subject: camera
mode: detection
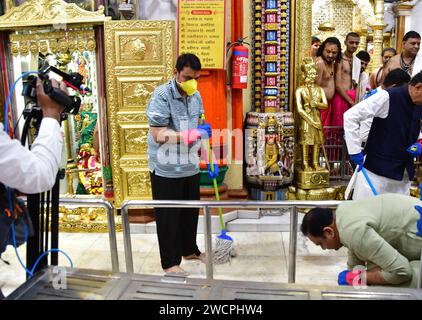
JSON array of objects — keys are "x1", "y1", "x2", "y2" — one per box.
[{"x1": 22, "y1": 63, "x2": 91, "y2": 116}]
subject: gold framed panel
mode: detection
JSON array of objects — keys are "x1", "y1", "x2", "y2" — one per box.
[
  {"x1": 116, "y1": 76, "x2": 165, "y2": 112},
  {"x1": 118, "y1": 123, "x2": 149, "y2": 158},
  {"x1": 114, "y1": 31, "x2": 165, "y2": 66},
  {"x1": 122, "y1": 168, "x2": 152, "y2": 200},
  {"x1": 104, "y1": 20, "x2": 175, "y2": 208}
]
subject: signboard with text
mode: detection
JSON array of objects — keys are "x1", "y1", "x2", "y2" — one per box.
[{"x1": 178, "y1": 0, "x2": 226, "y2": 69}]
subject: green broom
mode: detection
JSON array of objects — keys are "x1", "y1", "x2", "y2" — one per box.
[{"x1": 201, "y1": 115, "x2": 235, "y2": 264}]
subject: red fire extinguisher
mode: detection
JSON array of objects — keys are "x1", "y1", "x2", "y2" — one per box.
[{"x1": 231, "y1": 42, "x2": 249, "y2": 89}]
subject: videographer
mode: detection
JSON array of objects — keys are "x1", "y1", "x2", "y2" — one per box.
[{"x1": 0, "y1": 78, "x2": 65, "y2": 193}]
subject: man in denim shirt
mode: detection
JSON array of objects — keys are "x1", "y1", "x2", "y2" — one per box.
[{"x1": 147, "y1": 53, "x2": 218, "y2": 275}]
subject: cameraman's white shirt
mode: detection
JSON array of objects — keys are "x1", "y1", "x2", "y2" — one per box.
[{"x1": 0, "y1": 118, "x2": 62, "y2": 193}]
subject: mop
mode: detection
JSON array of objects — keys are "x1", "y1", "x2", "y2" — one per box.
[
  {"x1": 345, "y1": 157, "x2": 378, "y2": 199},
  {"x1": 361, "y1": 167, "x2": 378, "y2": 196},
  {"x1": 201, "y1": 115, "x2": 235, "y2": 264}
]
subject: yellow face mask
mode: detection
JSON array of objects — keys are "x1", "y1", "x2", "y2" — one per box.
[{"x1": 178, "y1": 78, "x2": 198, "y2": 96}]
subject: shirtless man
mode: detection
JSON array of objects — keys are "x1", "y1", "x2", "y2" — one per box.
[
  {"x1": 315, "y1": 37, "x2": 342, "y2": 128},
  {"x1": 369, "y1": 47, "x2": 396, "y2": 89},
  {"x1": 356, "y1": 50, "x2": 371, "y2": 102},
  {"x1": 333, "y1": 32, "x2": 360, "y2": 125},
  {"x1": 381, "y1": 31, "x2": 421, "y2": 82}
]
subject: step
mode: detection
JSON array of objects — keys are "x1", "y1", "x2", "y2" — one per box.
[
  {"x1": 226, "y1": 215, "x2": 292, "y2": 232},
  {"x1": 129, "y1": 210, "x2": 303, "y2": 234}
]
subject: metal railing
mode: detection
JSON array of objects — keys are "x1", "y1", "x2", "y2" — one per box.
[
  {"x1": 58, "y1": 197, "x2": 119, "y2": 273},
  {"x1": 323, "y1": 126, "x2": 353, "y2": 180},
  {"x1": 121, "y1": 200, "x2": 341, "y2": 283}
]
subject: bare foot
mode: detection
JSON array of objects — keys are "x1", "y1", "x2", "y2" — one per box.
[
  {"x1": 164, "y1": 265, "x2": 188, "y2": 276},
  {"x1": 183, "y1": 253, "x2": 206, "y2": 263}
]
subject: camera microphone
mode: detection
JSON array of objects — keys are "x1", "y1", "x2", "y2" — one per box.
[
  {"x1": 63, "y1": 80, "x2": 91, "y2": 94},
  {"x1": 47, "y1": 65, "x2": 91, "y2": 94},
  {"x1": 79, "y1": 84, "x2": 92, "y2": 93}
]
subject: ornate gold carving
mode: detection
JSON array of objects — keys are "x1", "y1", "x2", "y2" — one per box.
[
  {"x1": 371, "y1": 0, "x2": 386, "y2": 69},
  {"x1": 294, "y1": 0, "x2": 313, "y2": 91},
  {"x1": 39, "y1": 40, "x2": 49, "y2": 55},
  {"x1": 286, "y1": 185, "x2": 345, "y2": 201},
  {"x1": 104, "y1": 20, "x2": 175, "y2": 208},
  {"x1": 124, "y1": 128, "x2": 148, "y2": 154},
  {"x1": 11, "y1": 42, "x2": 19, "y2": 57},
  {"x1": 313, "y1": 0, "x2": 356, "y2": 44},
  {"x1": 117, "y1": 113, "x2": 149, "y2": 123},
  {"x1": 86, "y1": 37, "x2": 96, "y2": 52},
  {"x1": 9, "y1": 29, "x2": 96, "y2": 55},
  {"x1": 117, "y1": 33, "x2": 161, "y2": 65},
  {"x1": 30, "y1": 41, "x2": 38, "y2": 54},
  {"x1": 119, "y1": 159, "x2": 149, "y2": 167},
  {"x1": 127, "y1": 171, "x2": 152, "y2": 198},
  {"x1": 118, "y1": 79, "x2": 162, "y2": 110},
  {"x1": 0, "y1": 0, "x2": 110, "y2": 30},
  {"x1": 59, "y1": 206, "x2": 122, "y2": 233}
]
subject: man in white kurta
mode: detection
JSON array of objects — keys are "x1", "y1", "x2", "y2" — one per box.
[
  {"x1": 344, "y1": 73, "x2": 422, "y2": 200},
  {"x1": 0, "y1": 79, "x2": 65, "y2": 299},
  {"x1": 0, "y1": 79, "x2": 64, "y2": 193}
]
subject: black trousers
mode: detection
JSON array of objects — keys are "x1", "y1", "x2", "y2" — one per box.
[{"x1": 150, "y1": 171, "x2": 201, "y2": 269}]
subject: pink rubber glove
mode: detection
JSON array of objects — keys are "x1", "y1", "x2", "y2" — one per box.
[
  {"x1": 182, "y1": 129, "x2": 202, "y2": 145},
  {"x1": 182, "y1": 124, "x2": 212, "y2": 145}
]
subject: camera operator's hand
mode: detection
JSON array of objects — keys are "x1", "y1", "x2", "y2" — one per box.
[{"x1": 36, "y1": 78, "x2": 66, "y2": 122}]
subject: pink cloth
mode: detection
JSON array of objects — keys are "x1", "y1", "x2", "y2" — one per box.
[
  {"x1": 320, "y1": 99, "x2": 332, "y2": 129},
  {"x1": 331, "y1": 89, "x2": 356, "y2": 127},
  {"x1": 320, "y1": 99, "x2": 332, "y2": 143}
]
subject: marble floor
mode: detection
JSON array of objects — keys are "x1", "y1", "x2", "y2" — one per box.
[{"x1": 0, "y1": 229, "x2": 348, "y2": 298}]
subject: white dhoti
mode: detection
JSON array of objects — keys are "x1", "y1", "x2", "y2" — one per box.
[{"x1": 352, "y1": 168, "x2": 411, "y2": 200}]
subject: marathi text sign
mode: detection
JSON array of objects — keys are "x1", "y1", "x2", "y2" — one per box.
[{"x1": 178, "y1": 0, "x2": 226, "y2": 69}]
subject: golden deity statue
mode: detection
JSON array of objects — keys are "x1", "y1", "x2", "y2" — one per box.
[
  {"x1": 294, "y1": 58, "x2": 330, "y2": 189},
  {"x1": 265, "y1": 137, "x2": 280, "y2": 175},
  {"x1": 263, "y1": 115, "x2": 282, "y2": 176}
]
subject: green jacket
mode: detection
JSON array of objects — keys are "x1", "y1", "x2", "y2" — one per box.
[{"x1": 336, "y1": 194, "x2": 422, "y2": 286}]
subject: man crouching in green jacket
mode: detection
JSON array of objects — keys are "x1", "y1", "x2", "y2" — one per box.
[{"x1": 301, "y1": 194, "x2": 422, "y2": 287}]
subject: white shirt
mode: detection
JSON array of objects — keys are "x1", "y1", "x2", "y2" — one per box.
[
  {"x1": 356, "y1": 72, "x2": 370, "y2": 103},
  {"x1": 0, "y1": 117, "x2": 63, "y2": 193},
  {"x1": 411, "y1": 52, "x2": 422, "y2": 77},
  {"x1": 344, "y1": 89, "x2": 422, "y2": 155},
  {"x1": 358, "y1": 86, "x2": 384, "y2": 144}
]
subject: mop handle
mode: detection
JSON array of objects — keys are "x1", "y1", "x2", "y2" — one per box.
[
  {"x1": 361, "y1": 167, "x2": 378, "y2": 196},
  {"x1": 201, "y1": 114, "x2": 225, "y2": 230}
]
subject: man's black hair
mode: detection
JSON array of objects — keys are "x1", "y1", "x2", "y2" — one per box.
[
  {"x1": 176, "y1": 53, "x2": 202, "y2": 72},
  {"x1": 410, "y1": 70, "x2": 422, "y2": 86},
  {"x1": 403, "y1": 31, "x2": 421, "y2": 42},
  {"x1": 382, "y1": 47, "x2": 396, "y2": 57},
  {"x1": 345, "y1": 32, "x2": 360, "y2": 41},
  {"x1": 312, "y1": 36, "x2": 321, "y2": 45},
  {"x1": 383, "y1": 68, "x2": 411, "y2": 88},
  {"x1": 300, "y1": 207, "x2": 334, "y2": 237},
  {"x1": 316, "y1": 37, "x2": 342, "y2": 63},
  {"x1": 356, "y1": 50, "x2": 370, "y2": 62}
]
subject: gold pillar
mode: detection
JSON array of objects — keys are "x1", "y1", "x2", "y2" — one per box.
[
  {"x1": 371, "y1": 0, "x2": 386, "y2": 68},
  {"x1": 396, "y1": 16, "x2": 406, "y2": 52},
  {"x1": 63, "y1": 119, "x2": 77, "y2": 194},
  {"x1": 359, "y1": 27, "x2": 368, "y2": 52},
  {"x1": 293, "y1": 0, "x2": 313, "y2": 90},
  {"x1": 4, "y1": 0, "x2": 14, "y2": 12},
  {"x1": 394, "y1": 3, "x2": 414, "y2": 53}
]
